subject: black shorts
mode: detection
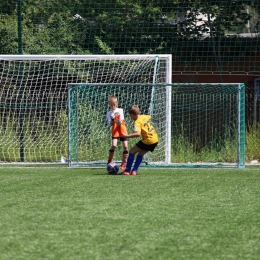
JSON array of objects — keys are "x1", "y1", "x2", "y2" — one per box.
[
  {"x1": 112, "y1": 137, "x2": 127, "y2": 142},
  {"x1": 136, "y1": 140, "x2": 158, "y2": 152}
]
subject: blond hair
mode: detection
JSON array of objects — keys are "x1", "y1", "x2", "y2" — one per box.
[
  {"x1": 128, "y1": 105, "x2": 140, "y2": 115},
  {"x1": 108, "y1": 96, "x2": 118, "y2": 104}
]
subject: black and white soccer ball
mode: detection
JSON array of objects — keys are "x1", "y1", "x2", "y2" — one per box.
[{"x1": 107, "y1": 162, "x2": 119, "y2": 174}]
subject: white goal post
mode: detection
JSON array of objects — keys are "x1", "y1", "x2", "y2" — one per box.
[{"x1": 0, "y1": 54, "x2": 172, "y2": 164}]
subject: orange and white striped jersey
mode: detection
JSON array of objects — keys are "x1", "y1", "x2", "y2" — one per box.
[
  {"x1": 106, "y1": 108, "x2": 128, "y2": 137},
  {"x1": 106, "y1": 108, "x2": 125, "y2": 124}
]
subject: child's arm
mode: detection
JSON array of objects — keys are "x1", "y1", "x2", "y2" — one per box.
[
  {"x1": 114, "y1": 114, "x2": 121, "y2": 125},
  {"x1": 113, "y1": 108, "x2": 125, "y2": 125},
  {"x1": 107, "y1": 111, "x2": 115, "y2": 126},
  {"x1": 121, "y1": 132, "x2": 140, "y2": 138}
]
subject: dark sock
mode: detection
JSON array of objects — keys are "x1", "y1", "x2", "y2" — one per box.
[
  {"x1": 132, "y1": 155, "x2": 143, "y2": 172},
  {"x1": 125, "y1": 153, "x2": 135, "y2": 172}
]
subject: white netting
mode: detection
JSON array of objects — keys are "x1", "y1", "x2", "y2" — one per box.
[
  {"x1": 0, "y1": 55, "x2": 171, "y2": 163},
  {"x1": 68, "y1": 83, "x2": 169, "y2": 166}
]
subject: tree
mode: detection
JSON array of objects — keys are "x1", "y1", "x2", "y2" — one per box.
[{"x1": 0, "y1": 0, "x2": 259, "y2": 55}]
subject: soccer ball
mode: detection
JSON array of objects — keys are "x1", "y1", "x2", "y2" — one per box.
[{"x1": 107, "y1": 162, "x2": 119, "y2": 174}]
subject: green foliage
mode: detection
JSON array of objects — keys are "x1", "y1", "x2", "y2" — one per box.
[
  {"x1": 75, "y1": 103, "x2": 111, "y2": 162},
  {"x1": 246, "y1": 123, "x2": 260, "y2": 161},
  {"x1": 0, "y1": 111, "x2": 68, "y2": 162},
  {"x1": 171, "y1": 124, "x2": 239, "y2": 164},
  {"x1": 94, "y1": 36, "x2": 114, "y2": 54},
  {"x1": 1, "y1": 1, "x2": 259, "y2": 54},
  {"x1": 0, "y1": 14, "x2": 18, "y2": 54},
  {"x1": 1, "y1": 111, "x2": 259, "y2": 164},
  {"x1": 0, "y1": 115, "x2": 20, "y2": 162}
]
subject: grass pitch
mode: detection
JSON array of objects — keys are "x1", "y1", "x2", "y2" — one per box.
[{"x1": 0, "y1": 166, "x2": 260, "y2": 260}]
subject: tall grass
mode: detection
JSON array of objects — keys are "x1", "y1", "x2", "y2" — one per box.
[
  {"x1": 1, "y1": 111, "x2": 260, "y2": 163},
  {"x1": 171, "y1": 124, "x2": 239, "y2": 163},
  {"x1": 246, "y1": 123, "x2": 260, "y2": 162},
  {"x1": 0, "y1": 111, "x2": 68, "y2": 162}
]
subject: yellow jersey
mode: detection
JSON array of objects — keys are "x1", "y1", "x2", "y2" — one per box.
[{"x1": 134, "y1": 115, "x2": 158, "y2": 145}]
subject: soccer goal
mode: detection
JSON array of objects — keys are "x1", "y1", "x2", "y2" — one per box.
[
  {"x1": 68, "y1": 83, "x2": 245, "y2": 168},
  {"x1": 0, "y1": 55, "x2": 245, "y2": 168},
  {"x1": 0, "y1": 54, "x2": 172, "y2": 164},
  {"x1": 169, "y1": 83, "x2": 245, "y2": 168}
]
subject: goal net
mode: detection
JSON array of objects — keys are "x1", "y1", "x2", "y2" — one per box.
[
  {"x1": 68, "y1": 83, "x2": 245, "y2": 168},
  {"x1": 170, "y1": 83, "x2": 245, "y2": 168},
  {"x1": 0, "y1": 55, "x2": 171, "y2": 164}
]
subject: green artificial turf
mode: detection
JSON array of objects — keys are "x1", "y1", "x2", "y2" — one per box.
[{"x1": 0, "y1": 166, "x2": 260, "y2": 260}]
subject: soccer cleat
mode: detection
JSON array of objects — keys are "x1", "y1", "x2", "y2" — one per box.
[
  {"x1": 130, "y1": 171, "x2": 137, "y2": 176},
  {"x1": 120, "y1": 152, "x2": 128, "y2": 170},
  {"x1": 119, "y1": 162, "x2": 126, "y2": 170},
  {"x1": 118, "y1": 171, "x2": 130, "y2": 175}
]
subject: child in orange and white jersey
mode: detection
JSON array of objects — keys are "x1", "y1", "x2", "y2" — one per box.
[{"x1": 106, "y1": 96, "x2": 128, "y2": 169}]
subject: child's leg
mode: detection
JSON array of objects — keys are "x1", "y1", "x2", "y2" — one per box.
[
  {"x1": 120, "y1": 140, "x2": 128, "y2": 169},
  {"x1": 108, "y1": 139, "x2": 117, "y2": 164},
  {"x1": 108, "y1": 149, "x2": 114, "y2": 164},
  {"x1": 130, "y1": 141, "x2": 156, "y2": 175},
  {"x1": 121, "y1": 145, "x2": 139, "y2": 173},
  {"x1": 124, "y1": 153, "x2": 135, "y2": 172},
  {"x1": 131, "y1": 148, "x2": 148, "y2": 175},
  {"x1": 120, "y1": 151, "x2": 128, "y2": 169},
  {"x1": 132, "y1": 154, "x2": 143, "y2": 173}
]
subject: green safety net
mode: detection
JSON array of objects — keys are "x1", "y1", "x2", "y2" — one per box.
[
  {"x1": 0, "y1": 1, "x2": 259, "y2": 75},
  {"x1": 0, "y1": 0, "x2": 259, "y2": 164}
]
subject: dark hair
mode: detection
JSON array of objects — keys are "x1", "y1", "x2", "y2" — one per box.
[{"x1": 128, "y1": 105, "x2": 140, "y2": 115}]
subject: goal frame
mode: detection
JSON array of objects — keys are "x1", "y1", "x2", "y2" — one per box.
[
  {"x1": 0, "y1": 54, "x2": 172, "y2": 164},
  {"x1": 68, "y1": 83, "x2": 245, "y2": 169},
  {"x1": 0, "y1": 55, "x2": 245, "y2": 168},
  {"x1": 169, "y1": 83, "x2": 245, "y2": 169},
  {"x1": 68, "y1": 83, "x2": 172, "y2": 167}
]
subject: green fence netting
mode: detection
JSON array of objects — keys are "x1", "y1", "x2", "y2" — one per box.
[{"x1": 0, "y1": 0, "x2": 260, "y2": 163}]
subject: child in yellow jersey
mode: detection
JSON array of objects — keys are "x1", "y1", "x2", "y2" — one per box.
[
  {"x1": 119, "y1": 105, "x2": 158, "y2": 175},
  {"x1": 106, "y1": 96, "x2": 128, "y2": 169}
]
